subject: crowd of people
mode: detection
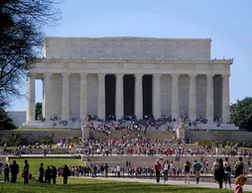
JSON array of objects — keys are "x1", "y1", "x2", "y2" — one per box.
[
  {"x1": 0, "y1": 155, "x2": 249, "y2": 192},
  {"x1": 152, "y1": 156, "x2": 248, "y2": 190},
  {"x1": 1, "y1": 160, "x2": 71, "y2": 185}
]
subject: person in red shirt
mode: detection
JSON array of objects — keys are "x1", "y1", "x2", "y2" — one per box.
[{"x1": 154, "y1": 159, "x2": 162, "y2": 183}]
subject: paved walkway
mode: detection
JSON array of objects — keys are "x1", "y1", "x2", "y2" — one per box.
[{"x1": 81, "y1": 177, "x2": 252, "y2": 192}]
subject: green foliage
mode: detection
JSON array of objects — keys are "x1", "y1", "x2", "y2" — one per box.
[
  {"x1": 31, "y1": 135, "x2": 54, "y2": 145},
  {"x1": 69, "y1": 137, "x2": 80, "y2": 145},
  {"x1": 195, "y1": 138, "x2": 252, "y2": 148},
  {"x1": 0, "y1": 132, "x2": 27, "y2": 146},
  {"x1": 0, "y1": 103, "x2": 17, "y2": 130},
  {"x1": 194, "y1": 139, "x2": 219, "y2": 148},
  {"x1": 221, "y1": 139, "x2": 238, "y2": 147},
  {"x1": 230, "y1": 97, "x2": 252, "y2": 131},
  {"x1": 35, "y1": 102, "x2": 42, "y2": 120}
]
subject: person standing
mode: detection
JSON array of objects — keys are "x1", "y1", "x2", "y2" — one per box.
[
  {"x1": 163, "y1": 160, "x2": 170, "y2": 183},
  {"x1": 100, "y1": 164, "x2": 105, "y2": 177},
  {"x1": 45, "y1": 166, "x2": 52, "y2": 183},
  {"x1": 38, "y1": 163, "x2": 44, "y2": 183},
  {"x1": 51, "y1": 165, "x2": 57, "y2": 184},
  {"x1": 213, "y1": 158, "x2": 225, "y2": 189},
  {"x1": 4, "y1": 164, "x2": 10, "y2": 182},
  {"x1": 10, "y1": 160, "x2": 19, "y2": 183},
  {"x1": 104, "y1": 163, "x2": 109, "y2": 178},
  {"x1": 154, "y1": 159, "x2": 162, "y2": 183},
  {"x1": 184, "y1": 160, "x2": 191, "y2": 184},
  {"x1": 192, "y1": 160, "x2": 202, "y2": 184},
  {"x1": 234, "y1": 157, "x2": 244, "y2": 178},
  {"x1": 224, "y1": 157, "x2": 232, "y2": 189},
  {"x1": 62, "y1": 164, "x2": 70, "y2": 184},
  {"x1": 23, "y1": 160, "x2": 29, "y2": 184},
  {"x1": 116, "y1": 164, "x2": 121, "y2": 177}
]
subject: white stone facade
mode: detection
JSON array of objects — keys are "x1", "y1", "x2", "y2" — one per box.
[{"x1": 26, "y1": 37, "x2": 233, "y2": 126}]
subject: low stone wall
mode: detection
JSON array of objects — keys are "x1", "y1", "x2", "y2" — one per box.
[
  {"x1": 185, "y1": 130, "x2": 252, "y2": 143},
  {"x1": 0, "y1": 130, "x2": 82, "y2": 143}
]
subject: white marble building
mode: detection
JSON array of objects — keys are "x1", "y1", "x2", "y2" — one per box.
[{"x1": 25, "y1": 37, "x2": 233, "y2": 128}]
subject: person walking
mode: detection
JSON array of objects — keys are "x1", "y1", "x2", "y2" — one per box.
[
  {"x1": 234, "y1": 175, "x2": 247, "y2": 193},
  {"x1": 62, "y1": 164, "x2": 70, "y2": 184},
  {"x1": 234, "y1": 157, "x2": 244, "y2": 178},
  {"x1": 184, "y1": 160, "x2": 191, "y2": 184},
  {"x1": 23, "y1": 160, "x2": 29, "y2": 184},
  {"x1": 192, "y1": 160, "x2": 202, "y2": 184},
  {"x1": 154, "y1": 159, "x2": 162, "y2": 183},
  {"x1": 224, "y1": 157, "x2": 232, "y2": 189},
  {"x1": 163, "y1": 160, "x2": 170, "y2": 183},
  {"x1": 4, "y1": 164, "x2": 10, "y2": 182},
  {"x1": 213, "y1": 158, "x2": 225, "y2": 189},
  {"x1": 38, "y1": 163, "x2": 44, "y2": 183}
]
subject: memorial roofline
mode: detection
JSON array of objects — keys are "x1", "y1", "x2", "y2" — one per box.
[
  {"x1": 27, "y1": 57, "x2": 233, "y2": 64},
  {"x1": 44, "y1": 37, "x2": 212, "y2": 60}
]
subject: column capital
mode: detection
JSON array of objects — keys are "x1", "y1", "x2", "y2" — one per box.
[
  {"x1": 171, "y1": 74, "x2": 180, "y2": 79},
  {"x1": 62, "y1": 72, "x2": 70, "y2": 78},
  {"x1": 206, "y1": 73, "x2": 215, "y2": 78},
  {"x1": 27, "y1": 72, "x2": 36, "y2": 78},
  {"x1": 153, "y1": 74, "x2": 162, "y2": 81},
  {"x1": 44, "y1": 72, "x2": 52, "y2": 79},
  {"x1": 80, "y1": 73, "x2": 88, "y2": 80},
  {"x1": 189, "y1": 74, "x2": 198, "y2": 79},
  {"x1": 98, "y1": 73, "x2": 106, "y2": 78},
  {"x1": 116, "y1": 73, "x2": 124, "y2": 78},
  {"x1": 135, "y1": 73, "x2": 143, "y2": 78},
  {"x1": 222, "y1": 74, "x2": 230, "y2": 79}
]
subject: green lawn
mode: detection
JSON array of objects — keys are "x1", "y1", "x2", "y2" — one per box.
[
  {"x1": 0, "y1": 178, "x2": 238, "y2": 193},
  {"x1": 9, "y1": 158, "x2": 84, "y2": 174}
]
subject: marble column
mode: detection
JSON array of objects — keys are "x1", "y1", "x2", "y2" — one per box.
[
  {"x1": 171, "y1": 74, "x2": 179, "y2": 120},
  {"x1": 153, "y1": 74, "x2": 161, "y2": 119},
  {"x1": 134, "y1": 74, "x2": 143, "y2": 119},
  {"x1": 98, "y1": 73, "x2": 106, "y2": 120},
  {"x1": 206, "y1": 74, "x2": 214, "y2": 122},
  {"x1": 26, "y1": 73, "x2": 36, "y2": 122},
  {"x1": 61, "y1": 73, "x2": 70, "y2": 121},
  {"x1": 115, "y1": 73, "x2": 124, "y2": 120},
  {"x1": 222, "y1": 74, "x2": 230, "y2": 123},
  {"x1": 80, "y1": 73, "x2": 88, "y2": 120},
  {"x1": 43, "y1": 73, "x2": 52, "y2": 121},
  {"x1": 189, "y1": 74, "x2": 197, "y2": 121}
]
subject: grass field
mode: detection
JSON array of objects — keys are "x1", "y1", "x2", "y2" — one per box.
[
  {"x1": 8, "y1": 158, "x2": 84, "y2": 174},
  {"x1": 0, "y1": 178, "x2": 238, "y2": 193}
]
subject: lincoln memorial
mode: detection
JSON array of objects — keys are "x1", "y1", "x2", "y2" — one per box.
[{"x1": 24, "y1": 37, "x2": 233, "y2": 128}]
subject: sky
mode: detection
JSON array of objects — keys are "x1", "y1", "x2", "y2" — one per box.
[{"x1": 8, "y1": 0, "x2": 252, "y2": 111}]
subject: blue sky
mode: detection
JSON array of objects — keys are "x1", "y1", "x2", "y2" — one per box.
[{"x1": 8, "y1": 0, "x2": 252, "y2": 111}]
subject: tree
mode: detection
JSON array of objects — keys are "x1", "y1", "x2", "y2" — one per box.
[
  {"x1": 230, "y1": 97, "x2": 252, "y2": 131},
  {"x1": 0, "y1": 0, "x2": 61, "y2": 103},
  {"x1": 35, "y1": 102, "x2": 42, "y2": 120},
  {"x1": 0, "y1": 102, "x2": 17, "y2": 130}
]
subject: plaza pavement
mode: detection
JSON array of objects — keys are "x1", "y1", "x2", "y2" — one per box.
[{"x1": 80, "y1": 176, "x2": 252, "y2": 192}]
